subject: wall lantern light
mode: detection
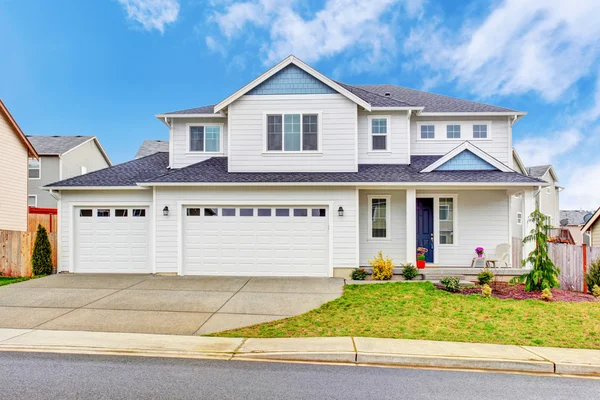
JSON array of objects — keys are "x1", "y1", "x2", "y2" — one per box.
[
  {"x1": 163, "y1": 206, "x2": 169, "y2": 216},
  {"x1": 338, "y1": 206, "x2": 344, "y2": 217}
]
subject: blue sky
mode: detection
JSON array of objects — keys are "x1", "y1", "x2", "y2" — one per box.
[{"x1": 1, "y1": 0, "x2": 599, "y2": 209}]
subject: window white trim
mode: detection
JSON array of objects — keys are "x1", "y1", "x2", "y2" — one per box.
[
  {"x1": 367, "y1": 194, "x2": 391, "y2": 241},
  {"x1": 28, "y1": 195, "x2": 37, "y2": 207},
  {"x1": 367, "y1": 115, "x2": 391, "y2": 152},
  {"x1": 416, "y1": 121, "x2": 492, "y2": 141},
  {"x1": 262, "y1": 111, "x2": 323, "y2": 153},
  {"x1": 517, "y1": 212, "x2": 523, "y2": 225},
  {"x1": 186, "y1": 123, "x2": 224, "y2": 154},
  {"x1": 28, "y1": 157, "x2": 42, "y2": 180}
]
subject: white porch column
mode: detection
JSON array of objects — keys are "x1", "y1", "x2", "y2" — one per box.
[
  {"x1": 406, "y1": 188, "x2": 417, "y2": 265},
  {"x1": 522, "y1": 188, "x2": 536, "y2": 267}
]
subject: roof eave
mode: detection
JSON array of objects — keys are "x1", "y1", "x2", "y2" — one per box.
[
  {"x1": 155, "y1": 113, "x2": 225, "y2": 119},
  {"x1": 138, "y1": 181, "x2": 545, "y2": 188},
  {"x1": 419, "y1": 111, "x2": 526, "y2": 117}
]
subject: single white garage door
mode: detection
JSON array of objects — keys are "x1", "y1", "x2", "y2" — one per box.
[
  {"x1": 183, "y1": 205, "x2": 329, "y2": 276},
  {"x1": 74, "y1": 207, "x2": 150, "y2": 273}
]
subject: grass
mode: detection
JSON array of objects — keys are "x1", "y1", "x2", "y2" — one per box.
[
  {"x1": 214, "y1": 282, "x2": 600, "y2": 349},
  {"x1": 0, "y1": 275, "x2": 44, "y2": 287}
]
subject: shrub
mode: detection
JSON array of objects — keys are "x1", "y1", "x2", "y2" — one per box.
[
  {"x1": 510, "y1": 210, "x2": 560, "y2": 291},
  {"x1": 585, "y1": 259, "x2": 600, "y2": 294},
  {"x1": 440, "y1": 277, "x2": 461, "y2": 292},
  {"x1": 481, "y1": 284, "x2": 492, "y2": 298},
  {"x1": 401, "y1": 264, "x2": 419, "y2": 280},
  {"x1": 477, "y1": 269, "x2": 494, "y2": 285},
  {"x1": 369, "y1": 251, "x2": 394, "y2": 281},
  {"x1": 32, "y1": 224, "x2": 52, "y2": 276},
  {"x1": 540, "y1": 288, "x2": 553, "y2": 301},
  {"x1": 350, "y1": 268, "x2": 368, "y2": 281},
  {"x1": 592, "y1": 285, "x2": 600, "y2": 298}
]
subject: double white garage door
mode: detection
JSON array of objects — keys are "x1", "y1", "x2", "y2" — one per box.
[{"x1": 73, "y1": 205, "x2": 329, "y2": 276}]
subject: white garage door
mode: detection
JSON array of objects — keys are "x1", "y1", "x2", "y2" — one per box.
[
  {"x1": 74, "y1": 207, "x2": 150, "y2": 273},
  {"x1": 183, "y1": 206, "x2": 329, "y2": 276}
]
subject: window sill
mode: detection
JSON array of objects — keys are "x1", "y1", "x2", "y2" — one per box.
[
  {"x1": 367, "y1": 151, "x2": 392, "y2": 155},
  {"x1": 262, "y1": 152, "x2": 323, "y2": 157},
  {"x1": 367, "y1": 238, "x2": 391, "y2": 242},
  {"x1": 185, "y1": 152, "x2": 224, "y2": 156}
]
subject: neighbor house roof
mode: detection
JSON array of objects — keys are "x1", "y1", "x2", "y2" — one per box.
[
  {"x1": 135, "y1": 140, "x2": 169, "y2": 159},
  {"x1": 27, "y1": 135, "x2": 112, "y2": 165},
  {"x1": 560, "y1": 210, "x2": 594, "y2": 226},
  {"x1": 582, "y1": 207, "x2": 600, "y2": 233},
  {"x1": 157, "y1": 56, "x2": 523, "y2": 117},
  {"x1": 0, "y1": 99, "x2": 38, "y2": 158},
  {"x1": 45, "y1": 152, "x2": 169, "y2": 188},
  {"x1": 526, "y1": 165, "x2": 558, "y2": 182}
]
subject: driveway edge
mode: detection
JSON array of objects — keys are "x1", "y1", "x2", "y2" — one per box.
[{"x1": 1, "y1": 329, "x2": 599, "y2": 377}]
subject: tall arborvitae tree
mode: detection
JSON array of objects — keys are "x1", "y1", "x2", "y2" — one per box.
[{"x1": 32, "y1": 224, "x2": 52, "y2": 276}]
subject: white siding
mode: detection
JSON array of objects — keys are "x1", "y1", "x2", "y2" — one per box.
[
  {"x1": 227, "y1": 94, "x2": 357, "y2": 172},
  {"x1": 537, "y1": 171, "x2": 559, "y2": 226},
  {"x1": 62, "y1": 139, "x2": 110, "y2": 179},
  {"x1": 0, "y1": 112, "x2": 28, "y2": 231},
  {"x1": 155, "y1": 186, "x2": 358, "y2": 274},
  {"x1": 358, "y1": 111, "x2": 409, "y2": 164},
  {"x1": 57, "y1": 189, "x2": 153, "y2": 272},
  {"x1": 171, "y1": 118, "x2": 228, "y2": 169},
  {"x1": 411, "y1": 116, "x2": 510, "y2": 164},
  {"x1": 591, "y1": 223, "x2": 600, "y2": 247},
  {"x1": 359, "y1": 190, "x2": 407, "y2": 266},
  {"x1": 418, "y1": 190, "x2": 509, "y2": 267},
  {"x1": 510, "y1": 192, "x2": 525, "y2": 239}
]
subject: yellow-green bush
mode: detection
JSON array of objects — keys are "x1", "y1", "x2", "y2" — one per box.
[
  {"x1": 481, "y1": 284, "x2": 492, "y2": 298},
  {"x1": 592, "y1": 284, "x2": 600, "y2": 298},
  {"x1": 540, "y1": 288, "x2": 553, "y2": 301},
  {"x1": 369, "y1": 251, "x2": 394, "y2": 280}
]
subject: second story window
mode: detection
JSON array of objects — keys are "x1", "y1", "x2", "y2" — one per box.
[
  {"x1": 188, "y1": 125, "x2": 222, "y2": 153},
  {"x1": 266, "y1": 113, "x2": 319, "y2": 152},
  {"x1": 446, "y1": 124, "x2": 461, "y2": 139},
  {"x1": 369, "y1": 116, "x2": 390, "y2": 151},
  {"x1": 473, "y1": 124, "x2": 487, "y2": 138},
  {"x1": 28, "y1": 158, "x2": 41, "y2": 179},
  {"x1": 420, "y1": 125, "x2": 435, "y2": 139}
]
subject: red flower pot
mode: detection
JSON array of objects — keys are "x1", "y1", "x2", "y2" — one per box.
[{"x1": 417, "y1": 260, "x2": 426, "y2": 269}]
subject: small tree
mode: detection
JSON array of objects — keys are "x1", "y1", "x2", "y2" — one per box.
[
  {"x1": 510, "y1": 210, "x2": 560, "y2": 291},
  {"x1": 32, "y1": 224, "x2": 52, "y2": 276}
]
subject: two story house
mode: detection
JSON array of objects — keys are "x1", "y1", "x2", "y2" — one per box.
[
  {"x1": 45, "y1": 56, "x2": 545, "y2": 277},
  {"x1": 27, "y1": 136, "x2": 112, "y2": 208}
]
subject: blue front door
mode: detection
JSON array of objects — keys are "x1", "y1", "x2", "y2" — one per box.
[{"x1": 416, "y1": 198, "x2": 434, "y2": 263}]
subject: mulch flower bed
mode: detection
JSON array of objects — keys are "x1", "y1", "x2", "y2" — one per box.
[{"x1": 437, "y1": 282, "x2": 597, "y2": 303}]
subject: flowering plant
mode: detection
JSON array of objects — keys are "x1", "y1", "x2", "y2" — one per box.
[
  {"x1": 475, "y1": 247, "x2": 484, "y2": 255},
  {"x1": 417, "y1": 247, "x2": 428, "y2": 255}
]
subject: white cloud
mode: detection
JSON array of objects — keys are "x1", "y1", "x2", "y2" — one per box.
[
  {"x1": 406, "y1": 0, "x2": 600, "y2": 101},
  {"x1": 208, "y1": 0, "x2": 426, "y2": 72},
  {"x1": 515, "y1": 129, "x2": 582, "y2": 166},
  {"x1": 118, "y1": 0, "x2": 179, "y2": 33}
]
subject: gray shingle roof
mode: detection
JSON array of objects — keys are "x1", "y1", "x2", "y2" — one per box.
[
  {"x1": 135, "y1": 140, "x2": 169, "y2": 159},
  {"x1": 560, "y1": 210, "x2": 594, "y2": 226},
  {"x1": 144, "y1": 157, "x2": 543, "y2": 185},
  {"x1": 526, "y1": 165, "x2": 551, "y2": 178},
  {"x1": 45, "y1": 152, "x2": 169, "y2": 187},
  {"x1": 160, "y1": 105, "x2": 217, "y2": 115},
  {"x1": 27, "y1": 135, "x2": 94, "y2": 155},
  {"x1": 351, "y1": 84, "x2": 517, "y2": 113},
  {"x1": 335, "y1": 82, "x2": 415, "y2": 107}
]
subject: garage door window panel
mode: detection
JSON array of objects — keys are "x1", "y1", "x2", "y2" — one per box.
[
  {"x1": 240, "y1": 208, "x2": 254, "y2": 217},
  {"x1": 276, "y1": 208, "x2": 290, "y2": 217},
  {"x1": 115, "y1": 209, "x2": 128, "y2": 217},
  {"x1": 97, "y1": 209, "x2": 110, "y2": 217},
  {"x1": 133, "y1": 209, "x2": 146, "y2": 217},
  {"x1": 222, "y1": 208, "x2": 236, "y2": 216},
  {"x1": 186, "y1": 208, "x2": 201, "y2": 216},
  {"x1": 80, "y1": 209, "x2": 93, "y2": 217},
  {"x1": 258, "y1": 208, "x2": 272, "y2": 217},
  {"x1": 294, "y1": 208, "x2": 308, "y2": 217},
  {"x1": 312, "y1": 208, "x2": 326, "y2": 217},
  {"x1": 204, "y1": 208, "x2": 218, "y2": 216}
]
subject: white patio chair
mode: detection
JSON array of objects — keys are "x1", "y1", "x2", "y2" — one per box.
[{"x1": 485, "y1": 243, "x2": 510, "y2": 268}]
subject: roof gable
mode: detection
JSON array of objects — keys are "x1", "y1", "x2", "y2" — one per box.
[
  {"x1": 435, "y1": 150, "x2": 498, "y2": 171},
  {"x1": 582, "y1": 207, "x2": 600, "y2": 233},
  {"x1": 247, "y1": 65, "x2": 336, "y2": 95},
  {"x1": 421, "y1": 142, "x2": 513, "y2": 173},
  {"x1": 214, "y1": 55, "x2": 372, "y2": 112},
  {"x1": 27, "y1": 135, "x2": 112, "y2": 166}
]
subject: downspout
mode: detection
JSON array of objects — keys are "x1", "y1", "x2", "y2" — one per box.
[{"x1": 49, "y1": 189, "x2": 61, "y2": 201}]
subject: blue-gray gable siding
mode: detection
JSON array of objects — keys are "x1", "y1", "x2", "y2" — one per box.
[
  {"x1": 247, "y1": 65, "x2": 337, "y2": 95},
  {"x1": 436, "y1": 150, "x2": 497, "y2": 171}
]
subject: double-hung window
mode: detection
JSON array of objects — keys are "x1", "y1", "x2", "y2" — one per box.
[
  {"x1": 369, "y1": 116, "x2": 390, "y2": 151},
  {"x1": 28, "y1": 158, "x2": 41, "y2": 179},
  {"x1": 188, "y1": 124, "x2": 222, "y2": 153},
  {"x1": 266, "y1": 113, "x2": 319, "y2": 152},
  {"x1": 368, "y1": 195, "x2": 390, "y2": 240},
  {"x1": 446, "y1": 125, "x2": 461, "y2": 139}
]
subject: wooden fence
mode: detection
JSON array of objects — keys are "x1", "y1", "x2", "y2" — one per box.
[
  {"x1": 28, "y1": 207, "x2": 58, "y2": 233},
  {"x1": 548, "y1": 243, "x2": 600, "y2": 292},
  {"x1": 0, "y1": 230, "x2": 57, "y2": 277}
]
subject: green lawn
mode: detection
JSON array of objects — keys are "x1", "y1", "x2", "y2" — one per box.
[
  {"x1": 214, "y1": 282, "x2": 600, "y2": 349},
  {"x1": 0, "y1": 277, "x2": 32, "y2": 287}
]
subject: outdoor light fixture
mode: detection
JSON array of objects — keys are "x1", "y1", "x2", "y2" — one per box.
[
  {"x1": 163, "y1": 206, "x2": 169, "y2": 216},
  {"x1": 338, "y1": 206, "x2": 344, "y2": 217}
]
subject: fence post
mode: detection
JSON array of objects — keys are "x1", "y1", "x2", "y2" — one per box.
[{"x1": 583, "y1": 244, "x2": 588, "y2": 293}]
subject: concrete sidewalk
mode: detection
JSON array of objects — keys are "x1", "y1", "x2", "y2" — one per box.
[{"x1": 0, "y1": 329, "x2": 599, "y2": 377}]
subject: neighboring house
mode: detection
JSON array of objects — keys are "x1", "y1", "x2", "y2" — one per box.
[
  {"x1": 560, "y1": 210, "x2": 593, "y2": 245},
  {"x1": 26, "y1": 136, "x2": 112, "y2": 208},
  {"x1": 44, "y1": 55, "x2": 545, "y2": 277},
  {"x1": 527, "y1": 165, "x2": 561, "y2": 226},
  {"x1": 135, "y1": 140, "x2": 169, "y2": 159},
  {"x1": 581, "y1": 208, "x2": 600, "y2": 247},
  {"x1": 0, "y1": 100, "x2": 39, "y2": 231}
]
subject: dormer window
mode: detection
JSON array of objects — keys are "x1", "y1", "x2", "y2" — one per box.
[
  {"x1": 188, "y1": 124, "x2": 222, "y2": 153},
  {"x1": 265, "y1": 113, "x2": 320, "y2": 152}
]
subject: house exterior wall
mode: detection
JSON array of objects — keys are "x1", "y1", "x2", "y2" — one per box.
[
  {"x1": 171, "y1": 117, "x2": 228, "y2": 169},
  {"x1": 591, "y1": 223, "x2": 600, "y2": 247},
  {"x1": 510, "y1": 192, "x2": 524, "y2": 239},
  {"x1": 155, "y1": 186, "x2": 358, "y2": 274},
  {"x1": 359, "y1": 189, "x2": 407, "y2": 265},
  {"x1": 28, "y1": 156, "x2": 60, "y2": 208},
  {"x1": 410, "y1": 116, "x2": 511, "y2": 164},
  {"x1": 57, "y1": 189, "x2": 153, "y2": 272},
  {"x1": 537, "y1": 171, "x2": 559, "y2": 226},
  {"x1": 227, "y1": 94, "x2": 357, "y2": 172},
  {"x1": 357, "y1": 110, "x2": 410, "y2": 164},
  {"x1": 0, "y1": 112, "x2": 28, "y2": 231},
  {"x1": 61, "y1": 139, "x2": 110, "y2": 180}
]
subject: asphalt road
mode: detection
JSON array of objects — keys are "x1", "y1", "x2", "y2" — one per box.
[{"x1": 0, "y1": 352, "x2": 598, "y2": 399}]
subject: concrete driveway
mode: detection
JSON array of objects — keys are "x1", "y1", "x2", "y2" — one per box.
[{"x1": 0, "y1": 274, "x2": 344, "y2": 335}]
